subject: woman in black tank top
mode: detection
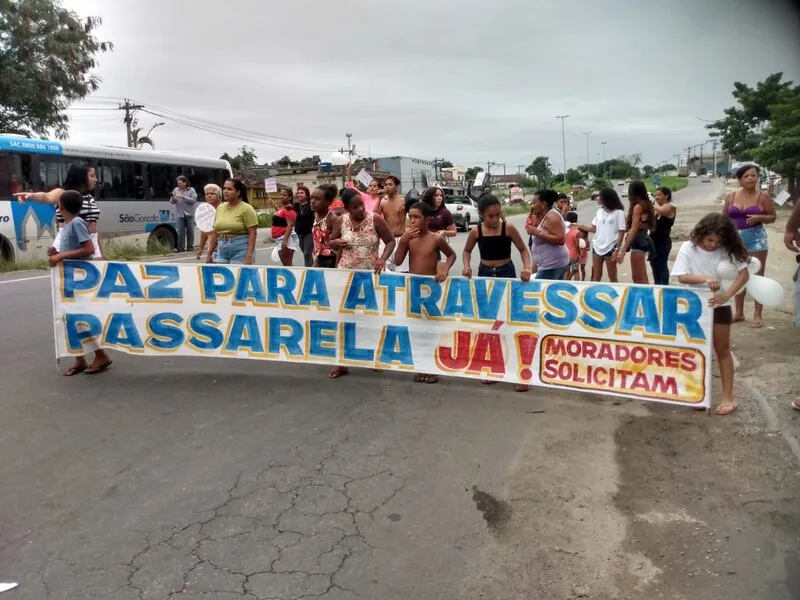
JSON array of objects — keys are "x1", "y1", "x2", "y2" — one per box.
[
  {"x1": 461, "y1": 195, "x2": 533, "y2": 392},
  {"x1": 649, "y1": 186, "x2": 676, "y2": 285},
  {"x1": 462, "y1": 195, "x2": 531, "y2": 280}
]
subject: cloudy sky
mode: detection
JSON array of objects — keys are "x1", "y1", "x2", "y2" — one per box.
[{"x1": 61, "y1": 0, "x2": 800, "y2": 172}]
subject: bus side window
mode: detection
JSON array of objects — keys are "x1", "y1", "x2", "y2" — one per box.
[
  {"x1": 134, "y1": 163, "x2": 145, "y2": 200},
  {"x1": 189, "y1": 167, "x2": 214, "y2": 199},
  {"x1": 0, "y1": 153, "x2": 10, "y2": 196},
  {"x1": 39, "y1": 157, "x2": 69, "y2": 192},
  {"x1": 214, "y1": 169, "x2": 228, "y2": 187},
  {"x1": 96, "y1": 160, "x2": 133, "y2": 199},
  {"x1": 149, "y1": 164, "x2": 172, "y2": 199}
]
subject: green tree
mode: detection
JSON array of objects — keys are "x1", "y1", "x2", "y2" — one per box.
[
  {"x1": 750, "y1": 87, "x2": 800, "y2": 195},
  {"x1": 438, "y1": 160, "x2": 453, "y2": 168},
  {"x1": 708, "y1": 73, "x2": 800, "y2": 194},
  {"x1": 706, "y1": 73, "x2": 795, "y2": 158},
  {"x1": 464, "y1": 166, "x2": 484, "y2": 186},
  {"x1": 642, "y1": 165, "x2": 655, "y2": 178},
  {"x1": 220, "y1": 145, "x2": 259, "y2": 170},
  {"x1": 0, "y1": 0, "x2": 113, "y2": 138},
  {"x1": 525, "y1": 156, "x2": 553, "y2": 185},
  {"x1": 592, "y1": 177, "x2": 610, "y2": 190},
  {"x1": 565, "y1": 168, "x2": 584, "y2": 185}
]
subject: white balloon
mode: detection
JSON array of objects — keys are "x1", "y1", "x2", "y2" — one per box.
[
  {"x1": 270, "y1": 245, "x2": 281, "y2": 263},
  {"x1": 746, "y1": 274, "x2": 784, "y2": 308},
  {"x1": 194, "y1": 203, "x2": 217, "y2": 233},
  {"x1": 330, "y1": 152, "x2": 350, "y2": 166},
  {"x1": 716, "y1": 260, "x2": 739, "y2": 280},
  {"x1": 747, "y1": 256, "x2": 761, "y2": 273}
]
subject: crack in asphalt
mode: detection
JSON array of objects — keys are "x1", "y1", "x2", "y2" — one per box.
[{"x1": 48, "y1": 431, "x2": 412, "y2": 600}]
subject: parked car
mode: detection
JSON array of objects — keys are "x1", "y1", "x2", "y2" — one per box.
[
  {"x1": 566, "y1": 194, "x2": 577, "y2": 211},
  {"x1": 701, "y1": 173, "x2": 711, "y2": 183},
  {"x1": 445, "y1": 196, "x2": 479, "y2": 232},
  {"x1": 617, "y1": 180, "x2": 625, "y2": 186}
]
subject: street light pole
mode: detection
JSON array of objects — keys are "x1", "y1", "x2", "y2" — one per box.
[
  {"x1": 556, "y1": 115, "x2": 569, "y2": 182},
  {"x1": 601, "y1": 141, "x2": 607, "y2": 176},
  {"x1": 583, "y1": 132, "x2": 591, "y2": 178}
]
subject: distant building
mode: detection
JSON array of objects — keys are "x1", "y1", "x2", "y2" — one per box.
[
  {"x1": 239, "y1": 162, "x2": 391, "y2": 201},
  {"x1": 441, "y1": 165, "x2": 467, "y2": 185},
  {"x1": 375, "y1": 157, "x2": 437, "y2": 193},
  {"x1": 490, "y1": 174, "x2": 521, "y2": 190}
]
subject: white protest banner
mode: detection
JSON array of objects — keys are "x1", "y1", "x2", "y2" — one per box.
[
  {"x1": 52, "y1": 261, "x2": 713, "y2": 408},
  {"x1": 264, "y1": 178, "x2": 278, "y2": 193},
  {"x1": 356, "y1": 169, "x2": 374, "y2": 188},
  {"x1": 473, "y1": 171, "x2": 486, "y2": 188}
]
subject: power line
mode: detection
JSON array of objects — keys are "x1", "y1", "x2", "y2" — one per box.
[
  {"x1": 130, "y1": 100, "x2": 341, "y2": 151},
  {"x1": 139, "y1": 109, "x2": 340, "y2": 153}
]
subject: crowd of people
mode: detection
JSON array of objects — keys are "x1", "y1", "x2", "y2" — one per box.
[{"x1": 12, "y1": 162, "x2": 800, "y2": 415}]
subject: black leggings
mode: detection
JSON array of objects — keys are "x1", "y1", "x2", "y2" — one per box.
[{"x1": 650, "y1": 240, "x2": 671, "y2": 286}]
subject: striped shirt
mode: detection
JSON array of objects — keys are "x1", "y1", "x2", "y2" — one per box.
[{"x1": 55, "y1": 194, "x2": 100, "y2": 226}]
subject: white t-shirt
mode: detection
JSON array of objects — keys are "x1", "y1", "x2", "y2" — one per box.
[
  {"x1": 591, "y1": 208, "x2": 626, "y2": 255},
  {"x1": 670, "y1": 241, "x2": 747, "y2": 307}
]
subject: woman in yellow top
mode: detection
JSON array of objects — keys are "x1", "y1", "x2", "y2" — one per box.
[{"x1": 206, "y1": 178, "x2": 258, "y2": 264}]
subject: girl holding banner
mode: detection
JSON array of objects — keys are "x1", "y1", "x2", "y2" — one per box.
[
  {"x1": 328, "y1": 189, "x2": 396, "y2": 379},
  {"x1": 462, "y1": 194, "x2": 532, "y2": 392}
]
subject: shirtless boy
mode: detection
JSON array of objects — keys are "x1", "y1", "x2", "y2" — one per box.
[
  {"x1": 395, "y1": 202, "x2": 456, "y2": 384},
  {"x1": 375, "y1": 175, "x2": 408, "y2": 271}
]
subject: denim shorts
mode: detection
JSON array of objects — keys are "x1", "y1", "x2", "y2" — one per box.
[
  {"x1": 478, "y1": 261, "x2": 516, "y2": 278},
  {"x1": 536, "y1": 266, "x2": 566, "y2": 280},
  {"x1": 214, "y1": 235, "x2": 249, "y2": 264},
  {"x1": 273, "y1": 231, "x2": 299, "y2": 250},
  {"x1": 738, "y1": 225, "x2": 768, "y2": 253}
]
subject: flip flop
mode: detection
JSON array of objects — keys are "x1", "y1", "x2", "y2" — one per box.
[
  {"x1": 714, "y1": 402, "x2": 738, "y2": 416},
  {"x1": 481, "y1": 380, "x2": 498, "y2": 385},
  {"x1": 63, "y1": 364, "x2": 87, "y2": 377},
  {"x1": 85, "y1": 360, "x2": 113, "y2": 375},
  {"x1": 792, "y1": 399, "x2": 800, "y2": 411},
  {"x1": 751, "y1": 319, "x2": 764, "y2": 329},
  {"x1": 515, "y1": 384, "x2": 529, "y2": 392}
]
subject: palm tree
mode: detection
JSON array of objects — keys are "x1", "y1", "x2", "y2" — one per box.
[{"x1": 130, "y1": 121, "x2": 164, "y2": 149}]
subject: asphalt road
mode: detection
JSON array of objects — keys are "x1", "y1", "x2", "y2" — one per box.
[{"x1": 1, "y1": 177, "x2": 797, "y2": 600}]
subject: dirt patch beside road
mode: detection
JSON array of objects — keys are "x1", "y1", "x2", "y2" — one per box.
[
  {"x1": 613, "y1": 186, "x2": 800, "y2": 599},
  {"x1": 462, "y1": 184, "x2": 800, "y2": 600}
]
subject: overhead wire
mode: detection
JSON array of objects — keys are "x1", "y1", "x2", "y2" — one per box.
[{"x1": 139, "y1": 109, "x2": 341, "y2": 154}]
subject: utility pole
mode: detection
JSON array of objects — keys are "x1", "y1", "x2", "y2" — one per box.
[
  {"x1": 556, "y1": 115, "x2": 569, "y2": 182},
  {"x1": 601, "y1": 141, "x2": 607, "y2": 177},
  {"x1": 712, "y1": 141, "x2": 718, "y2": 177},
  {"x1": 119, "y1": 98, "x2": 144, "y2": 148},
  {"x1": 517, "y1": 164, "x2": 526, "y2": 176},
  {"x1": 583, "y1": 132, "x2": 591, "y2": 178},
  {"x1": 344, "y1": 133, "x2": 356, "y2": 163}
]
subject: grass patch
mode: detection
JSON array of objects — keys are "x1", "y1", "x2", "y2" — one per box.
[
  {"x1": 257, "y1": 213, "x2": 272, "y2": 228},
  {"x1": 642, "y1": 176, "x2": 688, "y2": 193},
  {"x1": 105, "y1": 240, "x2": 172, "y2": 261},
  {"x1": 0, "y1": 258, "x2": 49, "y2": 273}
]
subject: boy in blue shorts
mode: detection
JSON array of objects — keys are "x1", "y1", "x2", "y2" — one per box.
[{"x1": 49, "y1": 190, "x2": 113, "y2": 376}]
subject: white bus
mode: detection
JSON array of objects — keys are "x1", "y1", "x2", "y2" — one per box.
[{"x1": 0, "y1": 134, "x2": 233, "y2": 262}]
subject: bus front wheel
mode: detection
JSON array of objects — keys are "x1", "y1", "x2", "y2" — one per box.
[
  {"x1": 0, "y1": 235, "x2": 14, "y2": 263},
  {"x1": 148, "y1": 227, "x2": 176, "y2": 253}
]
